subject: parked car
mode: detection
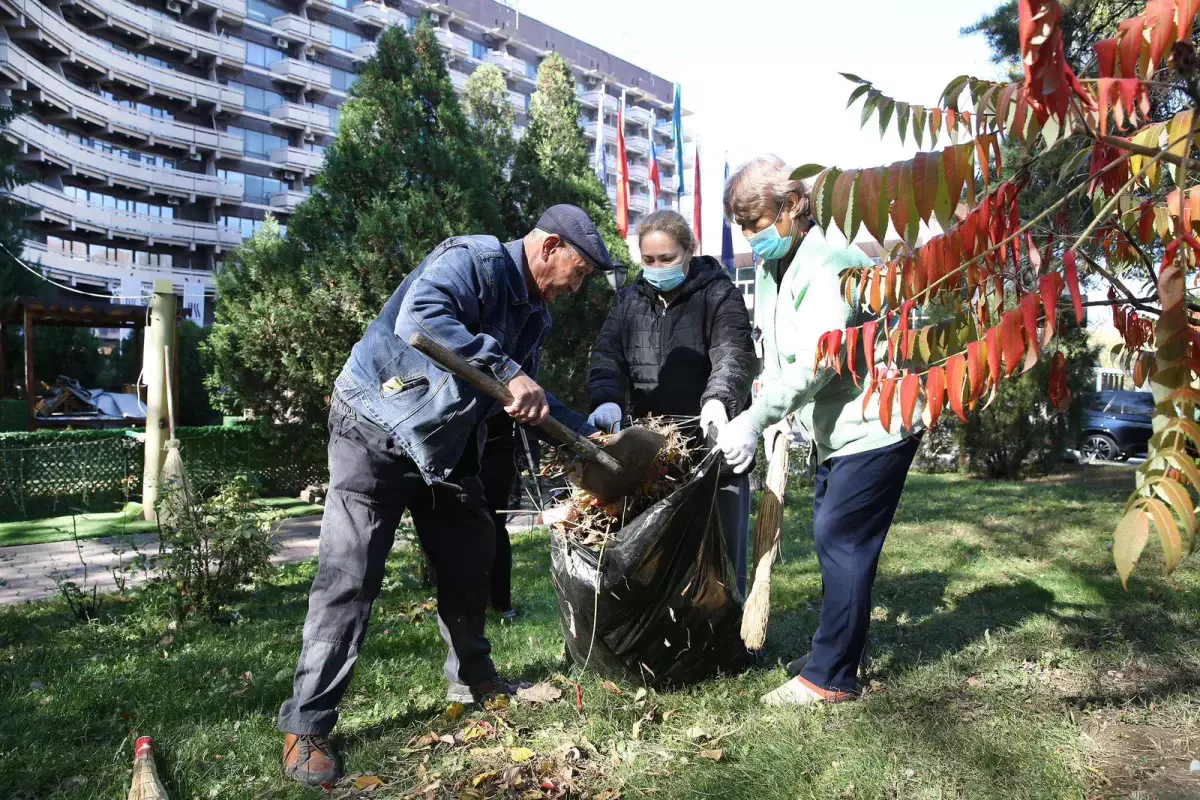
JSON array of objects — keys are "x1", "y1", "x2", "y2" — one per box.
[{"x1": 1079, "y1": 390, "x2": 1153, "y2": 461}]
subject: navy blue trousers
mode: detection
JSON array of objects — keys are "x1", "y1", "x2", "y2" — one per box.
[{"x1": 800, "y1": 434, "x2": 920, "y2": 694}]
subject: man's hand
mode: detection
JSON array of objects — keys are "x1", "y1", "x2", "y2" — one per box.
[
  {"x1": 716, "y1": 412, "x2": 760, "y2": 474},
  {"x1": 505, "y1": 372, "x2": 549, "y2": 425}
]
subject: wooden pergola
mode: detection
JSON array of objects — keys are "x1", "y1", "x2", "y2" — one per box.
[{"x1": 0, "y1": 296, "x2": 178, "y2": 431}]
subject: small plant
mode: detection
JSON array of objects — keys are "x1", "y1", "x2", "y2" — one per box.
[
  {"x1": 46, "y1": 515, "x2": 102, "y2": 622},
  {"x1": 152, "y1": 474, "x2": 281, "y2": 621}
]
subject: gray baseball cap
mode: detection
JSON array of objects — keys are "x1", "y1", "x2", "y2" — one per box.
[{"x1": 535, "y1": 204, "x2": 614, "y2": 272}]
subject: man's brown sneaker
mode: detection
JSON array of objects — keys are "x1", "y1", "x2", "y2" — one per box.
[{"x1": 282, "y1": 733, "x2": 341, "y2": 787}]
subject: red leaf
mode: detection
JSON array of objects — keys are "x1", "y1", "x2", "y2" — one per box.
[
  {"x1": 1097, "y1": 77, "x2": 1114, "y2": 135},
  {"x1": 1118, "y1": 16, "x2": 1145, "y2": 79},
  {"x1": 960, "y1": 213, "x2": 979, "y2": 262},
  {"x1": 924, "y1": 365, "x2": 947, "y2": 427},
  {"x1": 862, "y1": 319, "x2": 879, "y2": 376},
  {"x1": 861, "y1": 367, "x2": 880, "y2": 422},
  {"x1": 900, "y1": 372, "x2": 920, "y2": 430},
  {"x1": 899, "y1": 300, "x2": 914, "y2": 359},
  {"x1": 1137, "y1": 202, "x2": 1156, "y2": 245},
  {"x1": 985, "y1": 324, "x2": 1003, "y2": 402},
  {"x1": 1001, "y1": 310, "x2": 1024, "y2": 376},
  {"x1": 1048, "y1": 351, "x2": 1071, "y2": 411},
  {"x1": 1063, "y1": 249, "x2": 1084, "y2": 324},
  {"x1": 879, "y1": 374, "x2": 897, "y2": 433},
  {"x1": 946, "y1": 353, "x2": 969, "y2": 423},
  {"x1": 1094, "y1": 37, "x2": 1118, "y2": 78},
  {"x1": 827, "y1": 329, "x2": 844, "y2": 375},
  {"x1": 814, "y1": 332, "x2": 830, "y2": 371},
  {"x1": 967, "y1": 339, "x2": 987, "y2": 405},
  {"x1": 1146, "y1": 0, "x2": 1178, "y2": 74},
  {"x1": 1039, "y1": 272, "x2": 1065, "y2": 346},
  {"x1": 845, "y1": 325, "x2": 861, "y2": 388},
  {"x1": 1116, "y1": 79, "x2": 1142, "y2": 128},
  {"x1": 1019, "y1": 292, "x2": 1040, "y2": 373},
  {"x1": 1178, "y1": 0, "x2": 1200, "y2": 40}
]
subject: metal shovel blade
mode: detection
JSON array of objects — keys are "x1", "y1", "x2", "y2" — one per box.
[{"x1": 577, "y1": 426, "x2": 667, "y2": 504}]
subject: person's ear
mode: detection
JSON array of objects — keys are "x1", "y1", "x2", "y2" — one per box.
[
  {"x1": 784, "y1": 191, "x2": 801, "y2": 220},
  {"x1": 542, "y1": 234, "x2": 562, "y2": 261}
]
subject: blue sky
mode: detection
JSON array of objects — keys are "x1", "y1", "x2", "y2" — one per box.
[{"x1": 508, "y1": 0, "x2": 1009, "y2": 256}]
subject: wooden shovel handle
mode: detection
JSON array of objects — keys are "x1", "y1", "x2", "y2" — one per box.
[{"x1": 408, "y1": 333, "x2": 620, "y2": 473}]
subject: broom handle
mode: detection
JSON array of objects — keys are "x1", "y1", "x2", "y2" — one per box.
[{"x1": 163, "y1": 345, "x2": 176, "y2": 441}]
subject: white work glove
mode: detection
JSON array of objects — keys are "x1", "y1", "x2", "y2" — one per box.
[
  {"x1": 716, "y1": 411, "x2": 759, "y2": 474},
  {"x1": 587, "y1": 402, "x2": 623, "y2": 432},
  {"x1": 700, "y1": 399, "x2": 728, "y2": 439}
]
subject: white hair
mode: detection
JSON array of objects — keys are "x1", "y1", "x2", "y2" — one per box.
[{"x1": 723, "y1": 154, "x2": 812, "y2": 224}]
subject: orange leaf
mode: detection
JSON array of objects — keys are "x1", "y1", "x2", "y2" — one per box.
[
  {"x1": 900, "y1": 372, "x2": 920, "y2": 430},
  {"x1": 924, "y1": 365, "x2": 947, "y2": 427},
  {"x1": 1178, "y1": 0, "x2": 1200, "y2": 40},
  {"x1": 1019, "y1": 292, "x2": 1040, "y2": 373},
  {"x1": 929, "y1": 107, "x2": 943, "y2": 141},
  {"x1": 862, "y1": 319, "x2": 878, "y2": 376},
  {"x1": 845, "y1": 325, "x2": 861, "y2": 388},
  {"x1": 1146, "y1": 0, "x2": 1178, "y2": 74},
  {"x1": 967, "y1": 339, "x2": 987, "y2": 405},
  {"x1": 869, "y1": 265, "x2": 883, "y2": 314},
  {"x1": 1062, "y1": 249, "x2": 1084, "y2": 324},
  {"x1": 1118, "y1": 16, "x2": 1145, "y2": 79},
  {"x1": 861, "y1": 367, "x2": 879, "y2": 422},
  {"x1": 1039, "y1": 272, "x2": 1065, "y2": 346},
  {"x1": 899, "y1": 300, "x2": 915, "y2": 360},
  {"x1": 879, "y1": 374, "x2": 897, "y2": 433},
  {"x1": 1097, "y1": 77, "x2": 1114, "y2": 136},
  {"x1": 985, "y1": 324, "x2": 1003, "y2": 405},
  {"x1": 1001, "y1": 310, "x2": 1024, "y2": 376},
  {"x1": 1094, "y1": 37, "x2": 1118, "y2": 78},
  {"x1": 827, "y1": 329, "x2": 844, "y2": 375},
  {"x1": 946, "y1": 352, "x2": 969, "y2": 423}
]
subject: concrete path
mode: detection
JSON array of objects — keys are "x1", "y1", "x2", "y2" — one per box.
[{"x1": 0, "y1": 510, "x2": 540, "y2": 607}]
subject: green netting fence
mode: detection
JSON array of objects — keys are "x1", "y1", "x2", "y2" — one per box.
[{"x1": 0, "y1": 425, "x2": 328, "y2": 522}]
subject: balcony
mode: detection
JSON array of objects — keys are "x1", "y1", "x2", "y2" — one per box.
[
  {"x1": 21, "y1": 239, "x2": 217, "y2": 291},
  {"x1": 352, "y1": 40, "x2": 377, "y2": 62},
  {"x1": 629, "y1": 194, "x2": 651, "y2": 214},
  {"x1": 271, "y1": 14, "x2": 332, "y2": 50},
  {"x1": 269, "y1": 145, "x2": 325, "y2": 175},
  {"x1": 0, "y1": 41, "x2": 243, "y2": 157},
  {"x1": 505, "y1": 89, "x2": 527, "y2": 114},
  {"x1": 69, "y1": 0, "x2": 246, "y2": 66},
  {"x1": 9, "y1": 116, "x2": 244, "y2": 203},
  {"x1": 449, "y1": 66, "x2": 470, "y2": 92},
  {"x1": 269, "y1": 101, "x2": 333, "y2": 134},
  {"x1": 351, "y1": 1, "x2": 388, "y2": 27},
  {"x1": 577, "y1": 90, "x2": 608, "y2": 110},
  {"x1": 484, "y1": 49, "x2": 529, "y2": 77},
  {"x1": 194, "y1": 0, "x2": 245, "y2": 25},
  {"x1": 625, "y1": 135, "x2": 648, "y2": 156},
  {"x1": 433, "y1": 27, "x2": 471, "y2": 60},
  {"x1": 269, "y1": 189, "x2": 310, "y2": 211},
  {"x1": 15, "y1": 181, "x2": 243, "y2": 249},
  {"x1": 8, "y1": 0, "x2": 244, "y2": 112},
  {"x1": 270, "y1": 57, "x2": 333, "y2": 90},
  {"x1": 628, "y1": 163, "x2": 648, "y2": 183},
  {"x1": 626, "y1": 105, "x2": 652, "y2": 127}
]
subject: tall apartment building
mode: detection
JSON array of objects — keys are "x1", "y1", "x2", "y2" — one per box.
[{"x1": 0, "y1": 0, "x2": 691, "y2": 324}]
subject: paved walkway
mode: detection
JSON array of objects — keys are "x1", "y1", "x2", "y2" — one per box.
[{"x1": 0, "y1": 510, "x2": 539, "y2": 606}]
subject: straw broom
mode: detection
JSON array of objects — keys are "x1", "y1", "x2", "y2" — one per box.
[
  {"x1": 740, "y1": 422, "x2": 790, "y2": 650},
  {"x1": 127, "y1": 736, "x2": 169, "y2": 800},
  {"x1": 158, "y1": 345, "x2": 191, "y2": 526}
]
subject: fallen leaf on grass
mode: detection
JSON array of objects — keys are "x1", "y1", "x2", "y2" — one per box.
[
  {"x1": 516, "y1": 682, "x2": 562, "y2": 705},
  {"x1": 352, "y1": 774, "x2": 385, "y2": 790},
  {"x1": 686, "y1": 726, "x2": 711, "y2": 742},
  {"x1": 471, "y1": 771, "x2": 498, "y2": 787},
  {"x1": 484, "y1": 694, "x2": 510, "y2": 711},
  {"x1": 699, "y1": 749, "x2": 724, "y2": 762},
  {"x1": 510, "y1": 747, "x2": 535, "y2": 763},
  {"x1": 601, "y1": 680, "x2": 623, "y2": 696},
  {"x1": 446, "y1": 702, "x2": 466, "y2": 721}
]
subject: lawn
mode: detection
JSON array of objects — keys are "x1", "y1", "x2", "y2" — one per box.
[
  {"x1": 0, "y1": 498, "x2": 325, "y2": 548},
  {"x1": 1, "y1": 467, "x2": 1197, "y2": 799}
]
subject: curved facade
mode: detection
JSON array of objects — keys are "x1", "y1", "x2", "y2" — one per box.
[{"x1": 1, "y1": 0, "x2": 690, "y2": 320}]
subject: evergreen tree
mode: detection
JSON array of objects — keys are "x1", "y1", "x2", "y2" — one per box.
[
  {"x1": 462, "y1": 64, "x2": 517, "y2": 187},
  {"x1": 508, "y1": 53, "x2": 631, "y2": 408},
  {"x1": 205, "y1": 21, "x2": 502, "y2": 421}
]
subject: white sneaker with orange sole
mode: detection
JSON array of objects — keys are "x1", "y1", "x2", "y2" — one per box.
[{"x1": 761, "y1": 675, "x2": 856, "y2": 707}]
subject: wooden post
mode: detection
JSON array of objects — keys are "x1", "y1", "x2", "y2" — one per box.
[
  {"x1": 141, "y1": 280, "x2": 177, "y2": 522},
  {"x1": 23, "y1": 307, "x2": 34, "y2": 432}
]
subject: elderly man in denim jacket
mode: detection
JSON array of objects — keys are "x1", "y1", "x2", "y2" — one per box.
[{"x1": 279, "y1": 206, "x2": 613, "y2": 786}]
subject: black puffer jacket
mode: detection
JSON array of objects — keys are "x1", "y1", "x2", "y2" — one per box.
[{"x1": 588, "y1": 256, "x2": 756, "y2": 420}]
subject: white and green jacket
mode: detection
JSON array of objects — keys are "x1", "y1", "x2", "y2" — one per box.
[{"x1": 746, "y1": 229, "x2": 918, "y2": 462}]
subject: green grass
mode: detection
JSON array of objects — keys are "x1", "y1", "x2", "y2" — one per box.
[
  {"x1": 0, "y1": 499, "x2": 324, "y2": 548},
  {"x1": 1, "y1": 468, "x2": 1198, "y2": 799}
]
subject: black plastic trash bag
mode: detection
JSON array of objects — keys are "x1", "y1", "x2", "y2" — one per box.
[{"x1": 550, "y1": 452, "x2": 749, "y2": 687}]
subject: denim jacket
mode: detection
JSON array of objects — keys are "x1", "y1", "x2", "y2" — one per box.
[{"x1": 334, "y1": 235, "x2": 596, "y2": 484}]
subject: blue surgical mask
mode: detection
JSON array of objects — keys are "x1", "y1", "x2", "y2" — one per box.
[
  {"x1": 747, "y1": 206, "x2": 794, "y2": 260},
  {"x1": 641, "y1": 262, "x2": 688, "y2": 292}
]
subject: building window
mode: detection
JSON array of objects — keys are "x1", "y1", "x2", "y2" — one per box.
[
  {"x1": 330, "y1": 67, "x2": 356, "y2": 92},
  {"x1": 228, "y1": 127, "x2": 290, "y2": 157},
  {"x1": 246, "y1": 0, "x2": 283, "y2": 22},
  {"x1": 407, "y1": 16, "x2": 418, "y2": 32},
  {"x1": 246, "y1": 42, "x2": 287, "y2": 68},
  {"x1": 526, "y1": 61, "x2": 538, "y2": 80},
  {"x1": 471, "y1": 41, "x2": 488, "y2": 60},
  {"x1": 230, "y1": 82, "x2": 287, "y2": 112},
  {"x1": 331, "y1": 28, "x2": 366, "y2": 52}
]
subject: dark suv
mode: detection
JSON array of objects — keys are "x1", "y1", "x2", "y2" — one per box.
[{"x1": 1080, "y1": 390, "x2": 1154, "y2": 461}]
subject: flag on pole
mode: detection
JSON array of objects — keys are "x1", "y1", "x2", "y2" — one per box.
[
  {"x1": 593, "y1": 84, "x2": 606, "y2": 184},
  {"x1": 720, "y1": 154, "x2": 734, "y2": 274},
  {"x1": 672, "y1": 84, "x2": 684, "y2": 204},
  {"x1": 648, "y1": 137, "x2": 661, "y2": 210},
  {"x1": 693, "y1": 141, "x2": 702, "y2": 252},
  {"x1": 615, "y1": 89, "x2": 630, "y2": 239}
]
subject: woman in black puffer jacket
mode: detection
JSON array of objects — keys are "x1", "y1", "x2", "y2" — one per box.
[{"x1": 587, "y1": 210, "x2": 757, "y2": 593}]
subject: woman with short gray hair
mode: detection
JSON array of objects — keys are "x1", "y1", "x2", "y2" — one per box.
[{"x1": 716, "y1": 155, "x2": 922, "y2": 706}]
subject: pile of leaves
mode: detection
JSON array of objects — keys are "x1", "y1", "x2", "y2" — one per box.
[{"x1": 542, "y1": 417, "x2": 699, "y2": 548}]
